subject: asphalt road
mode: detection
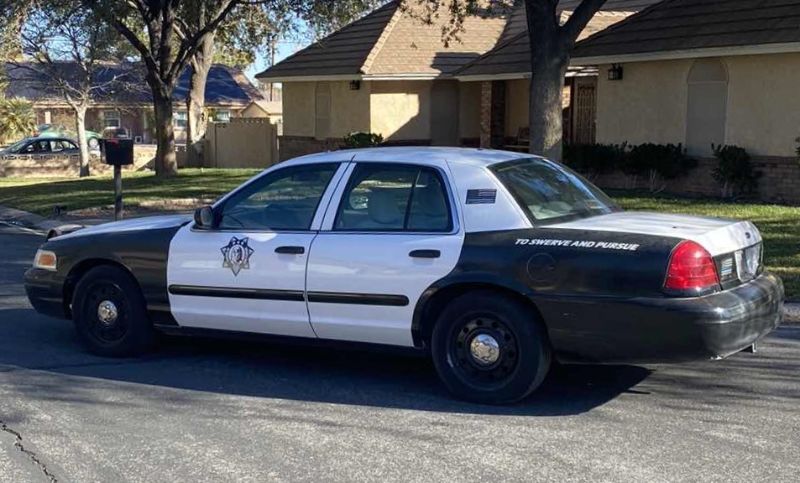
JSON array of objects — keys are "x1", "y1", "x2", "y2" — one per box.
[{"x1": 1, "y1": 223, "x2": 798, "y2": 483}]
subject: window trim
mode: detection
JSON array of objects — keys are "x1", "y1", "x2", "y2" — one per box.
[
  {"x1": 198, "y1": 162, "x2": 342, "y2": 233},
  {"x1": 103, "y1": 110, "x2": 121, "y2": 128},
  {"x1": 331, "y1": 162, "x2": 456, "y2": 234}
]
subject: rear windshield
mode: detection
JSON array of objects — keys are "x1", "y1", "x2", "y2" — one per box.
[{"x1": 490, "y1": 158, "x2": 618, "y2": 225}]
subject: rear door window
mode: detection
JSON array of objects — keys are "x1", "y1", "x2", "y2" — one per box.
[{"x1": 334, "y1": 163, "x2": 452, "y2": 232}]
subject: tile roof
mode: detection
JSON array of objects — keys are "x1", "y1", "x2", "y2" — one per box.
[
  {"x1": 256, "y1": 0, "x2": 510, "y2": 80},
  {"x1": 572, "y1": 0, "x2": 800, "y2": 61},
  {"x1": 455, "y1": 0, "x2": 663, "y2": 77},
  {"x1": 4, "y1": 62, "x2": 262, "y2": 106},
  {"x1": 256, "y1": 2, "x2": 400, "y2": 79}
]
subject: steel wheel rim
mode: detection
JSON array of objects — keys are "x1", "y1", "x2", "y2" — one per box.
[
  {"x1": 448, "y1": 315, "x2": 519, "y2": 390},
  {"x1": 85, "y1": 281, "x2": 129, "y2": 345}
]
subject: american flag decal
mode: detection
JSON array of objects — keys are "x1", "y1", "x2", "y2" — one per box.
[{"x1": 466, "y1": 189, "x2": 497, "y2": 204}]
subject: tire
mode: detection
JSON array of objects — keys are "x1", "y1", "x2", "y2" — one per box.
[
  {"x1": 431, "y1": 290, "x2": 551, "y2": 404},
  {"x1": 71, "y1": 265, "x2": 155, "y2": 357}
]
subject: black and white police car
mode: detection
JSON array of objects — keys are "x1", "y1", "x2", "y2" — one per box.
[{"x1": 25, "y1": 147, "x2": 784, "y2": 403}]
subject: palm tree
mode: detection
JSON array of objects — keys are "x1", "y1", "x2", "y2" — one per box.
[{"x1": 0, "y1": 97, "x2": 36, "y2": 144}]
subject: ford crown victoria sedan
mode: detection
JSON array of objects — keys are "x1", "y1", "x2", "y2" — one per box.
[{"x1": 25, "y1": 148, "x2": 784, "y2": 404}]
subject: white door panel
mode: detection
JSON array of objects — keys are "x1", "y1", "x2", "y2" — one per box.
[
  {"x1": 307, "y1": 233, "x2": 463, "y2": 346},
  {"x1": 167, "y1": 227, "x2": 316, "y2": 336}
]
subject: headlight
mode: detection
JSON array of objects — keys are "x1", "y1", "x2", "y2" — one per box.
[{"x1": 33, "y1": 249, "x2": 58, "y2": 271}]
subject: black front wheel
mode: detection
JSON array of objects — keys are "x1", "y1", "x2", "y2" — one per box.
[
  {"x1": 72, "y1": 265, "x2": 155, "y2": 357},
  {"x1": 431, "y1": 291, "x2": 551, "y2": 404}
]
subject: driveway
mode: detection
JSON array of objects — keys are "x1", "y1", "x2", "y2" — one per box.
[{"x1": 0, "y1": 223, "x2": 798, "y2": 482}]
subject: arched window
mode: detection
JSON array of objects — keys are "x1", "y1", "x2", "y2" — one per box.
[
  {"x1": 315, "y1": 82, "x2": 331, "y2": 140},
  {"x1": 686, "y1": 59, "x2": 728, "y2": 156}
]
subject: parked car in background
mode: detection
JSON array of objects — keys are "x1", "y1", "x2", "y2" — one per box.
[
  {"x1": 36, "y1": 124, "x2": 101, "y2": 150},
  {"x1": 0, "y1": 136, "x2": 80, "y2": 155}
]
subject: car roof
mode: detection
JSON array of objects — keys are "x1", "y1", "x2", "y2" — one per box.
[{"x1": 282, "y1": 147, "x2": 539, "y2": 168}]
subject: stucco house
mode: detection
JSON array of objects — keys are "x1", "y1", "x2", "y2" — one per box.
[
  {"x1": 570, "y1": 0, "x2": 800, "y2": 202},
  {"x1": 257, "y1": 0, "x2": 662, "y2": 160},
  {"x1": 454, "y1": 0, "x2": 661, "y2": 148},
  {"x1": 4, "y1": 62, "x2": 262, "y2": 144}
]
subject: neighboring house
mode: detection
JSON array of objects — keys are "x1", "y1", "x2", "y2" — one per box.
[
  {"x1": 570, "y1": 0, "x2": 800, "y2": 202},
  {"x1": 241, "y1": 99, "x2": 283, "y2": 133},
  {"x1": 4, "y1": 62, "x2": 262, "y2": 144},
  {"x1": 256, "y1": 1, "x2": 509, "y2": 159},
  {"x1": 257, "y1": 0, "x2": 660, "y2": 160}
]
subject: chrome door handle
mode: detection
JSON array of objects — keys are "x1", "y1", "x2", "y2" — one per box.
[
  {"x1": 409, "y1": 249, "x2": 440, "y2": 259},
  {"x1": 275, "y1": 246, "x2": 305, "y2": 255}
]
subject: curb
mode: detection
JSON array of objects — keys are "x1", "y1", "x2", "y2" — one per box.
[{"x1": 0, "y1": 205, "x2": 63, "y2": 232}]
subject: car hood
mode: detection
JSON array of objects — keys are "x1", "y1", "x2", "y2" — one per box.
[
  {"x1": 549, "y1": 211, "x2": 761, "y2": 256},
  {"x1": 53, "y1": 214, "x2": 191, "y2": 241}
]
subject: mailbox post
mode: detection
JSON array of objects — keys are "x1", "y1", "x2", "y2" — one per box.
[{"x1": 100, "y1": 138, "x2": 134, "y2": 221}]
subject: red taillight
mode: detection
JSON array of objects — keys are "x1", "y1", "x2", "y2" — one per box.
[{"x1": 664, "y1": 240, "x2": 720, "y2": 292}]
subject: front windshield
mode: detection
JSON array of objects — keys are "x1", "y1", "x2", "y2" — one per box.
[{"x1": 490, "y1": 157, "x2": 618, "y2": 225}]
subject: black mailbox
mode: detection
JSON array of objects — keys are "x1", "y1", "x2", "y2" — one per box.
[{"x1": 101, "y1": 139, "x2": 134, "y2": 166}]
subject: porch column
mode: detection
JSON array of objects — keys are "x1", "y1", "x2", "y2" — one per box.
[{"x1": 479, "y1": 81, "x2": 492, "y2": 148}]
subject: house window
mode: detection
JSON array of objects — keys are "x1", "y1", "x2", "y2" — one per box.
[
  {"x1": 214, "y1": 110, "x2": 231, "y2": 123},
  {"x1": 174, "y1": 111, "x2": 188, "y2": 129},
  {"x1": 315, "y1": 82, "x2": 331, "y2": 140},
  {"x1": 686, "y1": 59, "x2": 728, "y2": 156},
  {"x1": 103, "y1": 110, "x2": 121, "y2": 129}
]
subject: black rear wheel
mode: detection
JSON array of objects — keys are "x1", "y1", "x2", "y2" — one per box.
[
  {"x1": 431, "y1": 290, "x2": 551, "y2": 404},
  {"x1": 72, "y1": 265, "x2": 155, "y2": 357}
]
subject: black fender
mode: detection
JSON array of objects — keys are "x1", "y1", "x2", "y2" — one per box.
[{"x1": 411, "y1": 272, "x2": 538, "y2": 348}]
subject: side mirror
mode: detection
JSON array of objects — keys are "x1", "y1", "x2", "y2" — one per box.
[{"x1": 194, "y1": 206, "x2": 215, "y2": 229}]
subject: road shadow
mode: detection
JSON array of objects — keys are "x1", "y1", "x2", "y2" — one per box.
[{"x1": 0, "y1": 307, "x2": 652, "y2": 416}]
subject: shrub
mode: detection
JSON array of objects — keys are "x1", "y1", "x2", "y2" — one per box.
[
  {"x1": 621, "y1": 143, "x2": 697, "y2": 192},
  {"x1": 562, "y1": 143, "x2": 626, "y2": 178},
  {"x1": 343, "y1": 131, "x2": 383, "y2": 148},
  {"x1": 712, "y1": 144, "x2": 761, "y2": 198}
]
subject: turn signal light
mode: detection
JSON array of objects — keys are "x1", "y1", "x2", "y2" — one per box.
[
  {"x1": 33, "y1": 249, "x2": 58, "y2": 271},
  {"x1": 664, "y1": 241, "x2": 719, "y2": 293}
]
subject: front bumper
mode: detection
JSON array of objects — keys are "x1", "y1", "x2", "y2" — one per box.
[
  {"x1": 539, "y1": 272, "x2": 784, "y2": 363},
  {"x1": 24, "y1": 267, "x2": 68, "y2": 319}
]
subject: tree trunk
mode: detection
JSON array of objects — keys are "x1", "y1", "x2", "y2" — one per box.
[
  {"x1": 187, "y1": 34, "x2": 215, "y2": 144},
  {"x1": 528, "y1": 55, "x2": 569, "y2": 161},
  {"x1": 526, "y1": 0, "x2": 569, "y2": 162},
  {"x1": 153, "y1": 91, "x2": 178, "y2": 176},
  {"x1": 186, "y1": 34, "x2": 215, "y2": 167},
  {"x1": 74, "y1": 105, "x2": 91, "y2": 177}
]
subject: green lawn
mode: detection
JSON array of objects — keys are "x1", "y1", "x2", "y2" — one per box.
[
  {"x1": 611, "y1": 191, "x2": 800, "y2": 300},
  {"x1": 0, "y1": 172, "x2": 797, "y2": 299}
]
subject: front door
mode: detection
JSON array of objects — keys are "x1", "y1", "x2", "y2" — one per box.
[
  {"x1": 307, "y1": 162, "x2": 464, "y2": 346},
  {"x1": 167, "y1": 162, "x2": 343, "y2": 337}
]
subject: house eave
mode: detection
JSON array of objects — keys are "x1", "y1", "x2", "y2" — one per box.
[
  {"x1": 571, "y1": 42, "x2": 800, "y2": 66},
  {"x1": 455, "y1": 73, "x2": 531, "y2": 82},
  {"x1": 259, "y1": 72, "x2": 450, "y2": 82}
]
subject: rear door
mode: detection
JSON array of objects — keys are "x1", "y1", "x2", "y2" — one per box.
[
  {"x1": 167, "y1": 162, "x2": 346, "y2": 337},
  {"x1": 306, "y1": 161, "x2": 464, "y2": 346}
]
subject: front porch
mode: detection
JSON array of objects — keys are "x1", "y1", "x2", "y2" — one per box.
[{"x1": 473, "y1": 75, "x2": 598, "y2": 151}]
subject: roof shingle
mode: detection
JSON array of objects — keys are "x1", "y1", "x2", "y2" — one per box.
[
  {"x1": 572, "y1": 0, "x2": 800, "y2": 61},
  {"x1": 455, "y1": 0, "x2": 663, "y2": 77}
]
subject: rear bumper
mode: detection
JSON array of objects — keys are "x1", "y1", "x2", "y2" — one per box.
[
  {"x1": 540, "y1": 272, "x2": 784, "y2": 363},
  {"x1": 24, "y1": 267, "x2": 68, "y2": 319}
]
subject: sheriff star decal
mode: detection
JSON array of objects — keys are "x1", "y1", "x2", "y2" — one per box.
[{"x1": 221, "y1": 236, "x2": 254, "y2": 276}]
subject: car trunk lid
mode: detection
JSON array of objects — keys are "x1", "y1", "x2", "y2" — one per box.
[{"x1": 550, "y1": 211, "x2": 764, "y2": 286}]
